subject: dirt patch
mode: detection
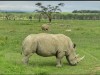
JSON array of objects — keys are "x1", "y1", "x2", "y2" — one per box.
[{"x1": 90, "y1": 66, "x2": 100, "y2": 75}]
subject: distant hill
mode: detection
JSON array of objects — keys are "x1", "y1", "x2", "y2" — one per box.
[{"x1": 0, "y1": 10, "x2": 32, "y2": 13}]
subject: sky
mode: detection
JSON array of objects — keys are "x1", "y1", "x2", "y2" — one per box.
[{"x1": 0, "y1": 1, "x2": 100, "y2": 12}]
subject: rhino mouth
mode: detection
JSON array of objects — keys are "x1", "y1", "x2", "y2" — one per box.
[
  {"x1": 66, "y1": 56, "x2": 77, "y2": 66},
  {"x1": 66, "y1": 54, "x2": 85, "y2": 66}
]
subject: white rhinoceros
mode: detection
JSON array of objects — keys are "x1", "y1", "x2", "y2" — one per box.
[
  {"x1": 22, "y1": 33, "x2": 84, "y2": 67},
  {"x1": 41, "y1": 24, "x2": 49, "y2": 31}
]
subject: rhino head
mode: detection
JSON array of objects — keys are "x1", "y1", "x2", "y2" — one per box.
[{"x1": 66, "y1": 43, "x2": 85, "y2": 66}]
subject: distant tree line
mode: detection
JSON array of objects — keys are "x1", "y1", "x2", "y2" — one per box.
[
  {"x1": 72, "y1": 10, "x2": 100, "y2": 13},
  {"x1": 34, "y1": 13, "x2": 100, "y2": 20},
  {"x1": 0, "y1": 12, "x2": 100, "y2": 20},
  {"x1": 0, "y1": 13, "x2": 34, "y2": 20}
]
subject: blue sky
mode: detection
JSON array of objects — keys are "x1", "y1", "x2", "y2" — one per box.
[{"x1": 0, "y1": 1, "x2": 100, "y2": 12}]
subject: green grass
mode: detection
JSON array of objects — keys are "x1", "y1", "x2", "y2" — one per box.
[{"x1": 0, "y1": 20, "x2": 100, "y2": 74}]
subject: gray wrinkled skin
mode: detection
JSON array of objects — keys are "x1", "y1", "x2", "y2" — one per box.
[{"x1": 22, "y1": 33, "x2": 84, "y2": 67}]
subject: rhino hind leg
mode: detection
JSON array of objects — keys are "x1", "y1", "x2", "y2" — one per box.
[
  {"x1": 56, "y1": 51, "x2": 65, "y2": 67},
  {"x1": 22, "y1": 48, "x2": 34, "y2": 65},
  {"x1": 22, "y1": 55, "x2": 29, "y2": 65},
  {"x1": 22, "y1": 53, "x2": 33, "y2": 65},
  {"x1": 22, "y1": 41, "x2": 37, "y2": 65}
]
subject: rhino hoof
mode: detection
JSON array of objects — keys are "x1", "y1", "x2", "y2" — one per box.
[{"x1": 56, "y1": 65, "x2": 62, "y2": 68}]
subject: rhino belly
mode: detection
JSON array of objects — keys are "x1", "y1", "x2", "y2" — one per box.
[{"x1": 36, "y1": 45, "x2": 56, "y2": 57}]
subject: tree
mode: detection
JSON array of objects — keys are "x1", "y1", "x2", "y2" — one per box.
[
  {"x1": 29, "y1": 15, "x2": 32, "y2": 21},
  {"x1": 5, "y1": 13, "x2": 14, "y2": 20},
  {"x1": 35, "y1": 2, "x2": 64, "y2": 22}
]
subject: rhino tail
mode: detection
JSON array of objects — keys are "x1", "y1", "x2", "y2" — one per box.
[{"x1": 21, "y1": 46, "x2": 24, "y2": 55}]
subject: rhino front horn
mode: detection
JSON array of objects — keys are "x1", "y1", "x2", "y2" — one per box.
[{"x1": 77, "y1": 56, "x2": 85, "y2": 63}]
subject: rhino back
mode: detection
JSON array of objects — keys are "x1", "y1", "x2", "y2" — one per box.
[{"x1": 22, "y1": 33, "x2": 47, "y2": 47}]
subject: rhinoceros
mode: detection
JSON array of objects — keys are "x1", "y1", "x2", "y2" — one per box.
[
  {"x1": 41, "y1": 24, "x2": 49, "y2": 31},
  {"x1": 22, "y1": 33, "x2": 84, "y2": 67}
]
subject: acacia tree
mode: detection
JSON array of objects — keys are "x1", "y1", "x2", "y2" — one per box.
[{"x1": 35, "y1": 2, "x2": 64, "y2": 22}]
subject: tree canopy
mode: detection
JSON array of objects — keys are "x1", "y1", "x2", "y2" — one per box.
[{"x1": 34, "y1": 2, "x2": 64, "y2": 22}]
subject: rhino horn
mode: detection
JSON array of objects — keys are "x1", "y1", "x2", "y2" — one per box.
[{"x1": 77, "y1": 56, "x2": 85, "y2": 63}]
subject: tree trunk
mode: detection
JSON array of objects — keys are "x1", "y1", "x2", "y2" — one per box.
[
  {"x1": 49, "y1": 18, "x2": 52, "y2": 22},
  {"x1": 39, "y1": 17, "x2": 41, "y2": 22},
  {"x1": 38, "y1": 14, "x2": 41, "y2": 22}
]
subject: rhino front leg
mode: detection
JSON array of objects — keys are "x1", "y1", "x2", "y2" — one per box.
[
  {"x1": 56, "y1": 51, "x2": 65, "y2": 67},
  {"x1": 56, "y1": 58, "x2": 62, "y2": 67}
]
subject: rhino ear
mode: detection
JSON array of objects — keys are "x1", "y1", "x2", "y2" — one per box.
[{"x1": 73, "y1": 43, "x2": 76, "y2": 48}]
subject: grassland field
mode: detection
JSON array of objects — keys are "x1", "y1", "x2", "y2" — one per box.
[{"x1": 0, "y1": 20, "x2": 100, "y2": 75}]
